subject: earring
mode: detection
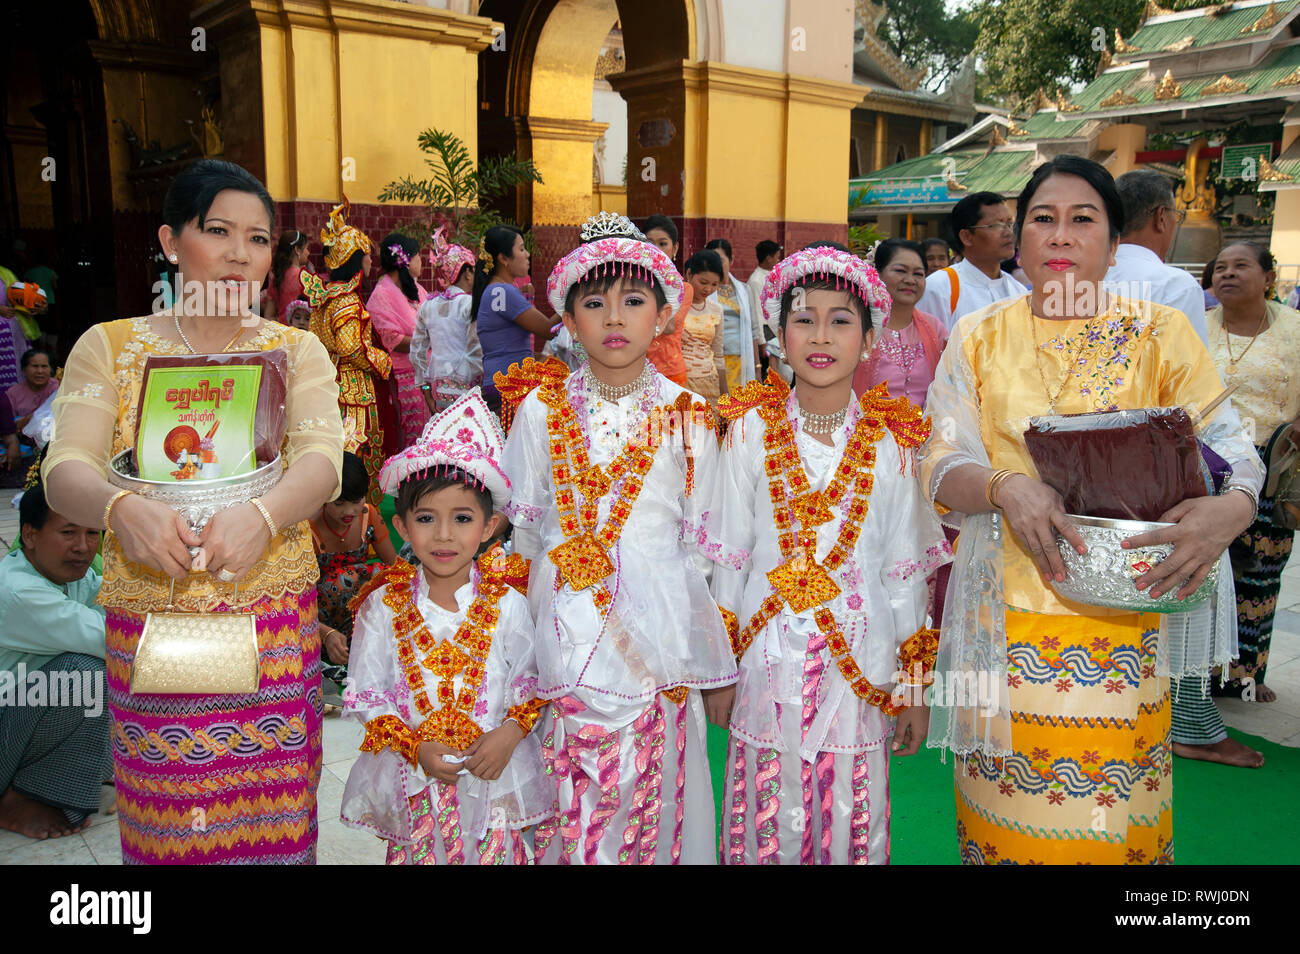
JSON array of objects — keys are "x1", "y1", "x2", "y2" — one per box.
[
  {"x1": 654, "y1": 326, "x2": 661, "y2": 335},
  {"x1": 168, "y1": 254, "x2": 178, "y2": 264}
]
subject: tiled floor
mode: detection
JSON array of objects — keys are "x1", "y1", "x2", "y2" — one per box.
[{"x1": 2, "y1": 491, "x2": 1297, "y2": 864}]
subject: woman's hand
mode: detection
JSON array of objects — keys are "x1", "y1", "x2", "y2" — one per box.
[
  {"x1": 321, "y1": 626, "x2": 350, "y2": 665},
  {"x1": 200, "y1": 502, "x2": 272, "y2": 583},
  {"x1": 1124, "y1": 492, "x2": 1256, "y2": 600},
  {"x1": 997, "y1": 474, "x2": 1085, "y2": 582},
  {"x1": 112, "y1": 494, "x2": 203, "y2": 579}
]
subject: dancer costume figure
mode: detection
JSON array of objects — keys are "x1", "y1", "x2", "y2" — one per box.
[
  {"x1": 703, "y1": 247, "x2": 951, "y2": 865},
  {"x1": 340, "y1": 389, "x2": 555, "y2": 864},
  {"x1": 302, "y1": 199, "x2": 397, "y2": 506},
  {"x1": 497, "y1": 213, "x2": 737, "y2": 865}
]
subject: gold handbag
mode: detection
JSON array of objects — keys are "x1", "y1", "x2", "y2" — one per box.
[{"x1": 130, "y1": 578, "x2": 260, "y2": 695}]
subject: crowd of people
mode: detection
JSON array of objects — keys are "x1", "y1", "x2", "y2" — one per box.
[{"x1": 0, "y1": 152, "x2": 1295, "y2": 866}]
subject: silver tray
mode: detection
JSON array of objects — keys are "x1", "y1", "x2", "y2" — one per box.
[
  {"x1": 108, "y1": 449, "x2": 282, "y2": 533},
  {"x1": 1051, "y1": 513, "x2": 1218, "y2": 614}
]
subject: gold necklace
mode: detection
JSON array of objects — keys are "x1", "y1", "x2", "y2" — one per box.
[
  {"x1": 1029, "y1": 312, "x2": 1098, "y2": 413},
  {"x1": 1222, "y1": 308, "x2": 1269, "y2": 373},
  {"x1": 173, "y1": 314, "x2": 252, "y2": 355}
]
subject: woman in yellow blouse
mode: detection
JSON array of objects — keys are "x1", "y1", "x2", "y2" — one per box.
[
  {"x1": 1207, "y1": 243, "x2": 1300, "y2": 705},
  {"x1": 42, "y1": 160, "x2": 344, "y2": 864},
  {"x1": 920, "y1": 155, "x2": 1261, "y2": 865}
]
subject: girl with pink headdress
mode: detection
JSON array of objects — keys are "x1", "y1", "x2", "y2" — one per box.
[
  {"x1": 702, "y1": 245, "x2": 951, "y2": 865},
  {"x1": 412, "y1": 229, "x2": 482, "y2": 414}
]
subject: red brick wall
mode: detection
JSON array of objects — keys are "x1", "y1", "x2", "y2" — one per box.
[{"x1": 679, "y1": 218, "x2": 849, "y2": 279}]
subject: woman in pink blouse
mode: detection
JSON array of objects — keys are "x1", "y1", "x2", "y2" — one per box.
[
  {"x1": 366, "y1": 233, "x2": 430, "y2": 448},
  {"x1": 854, "y1": 238, "x2": 948, "y2": 406}
]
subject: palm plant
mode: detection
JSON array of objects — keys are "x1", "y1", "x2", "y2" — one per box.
[{"x1": 379, "y1": 128, "x2": 542, "y2": 250}]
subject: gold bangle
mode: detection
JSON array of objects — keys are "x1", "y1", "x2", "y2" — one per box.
[
  {"x1": 985, "y1": 469, "x2": 1011, "y2": 509},
  {"x1": 249, "y1": 497, "x2": 278, "y2": 537},
  {"x1": 104, "y1": 490, "x2": 132, "y2": 533},
  {"x1": 987, "y1": 469, "x2": 1018, "y2": 510}
]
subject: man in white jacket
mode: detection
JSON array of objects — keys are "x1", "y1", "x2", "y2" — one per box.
[{"x1": 917, "y1": 191, "x2": 1028, "y2": 330}]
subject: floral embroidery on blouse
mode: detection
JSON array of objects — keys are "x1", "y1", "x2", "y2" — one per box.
[
  {"x1": 295, "y1": 417, "x2": 332, "y2": 432},
  {"x1": 63, "y1": 382, "x2": 104, "y2": 400},
  {"x1": 684, "y1": 512, "x2": 749, "y2": 571},
  {"x1": 503, "y1": 500, "x2": 543, "y2": 524},
  {"x1": 884, "y1": 540, "x2": 953, "y2": 582},
  {"x1": 1040, "y1": 310, "x2": 1156, "y2": 411}
]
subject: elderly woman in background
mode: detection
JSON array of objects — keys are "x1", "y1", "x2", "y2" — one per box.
[
  {"x1": 1206, "y1": 243, "x2": 1300, "y2": 707},
  {"x1": 920, "y1": 155, "x2": 1262, "y2": 865},
  {"x1": 42, "y1": 159, "x2": 343, "y2": 864}
]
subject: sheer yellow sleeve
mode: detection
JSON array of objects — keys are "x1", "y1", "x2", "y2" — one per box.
[
  {"x1": 42, "y1": 324, "x2": 119, "y2": 482},
  {"x1": 284, "y1": 329, "x2": 345, "y2": 496}
]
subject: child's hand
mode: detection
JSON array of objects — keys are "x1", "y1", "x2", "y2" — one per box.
[
  {"x1": 702, "y1": 685, "x2": 735, "y2": 728},
  {"x1": 418, "y1": 740, "x2": 464, "y2": 784},
  {"x1": 462, "y1": 722, "x2": 525, "y2": 781},
  {"x1": 891, "y1": 705, "x2": 929, "y2": 757}
]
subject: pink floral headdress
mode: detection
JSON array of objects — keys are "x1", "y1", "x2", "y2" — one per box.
[
  {"x1": 378, "y1": 388, "x2": 511, "y2": 510},
  {"x1": 546, "y1": 235, "x2": 684, "y2": 316},
  {"x1": 429, "y1": 226, "x2": 477, "y2": 295},
  {"x1": 760, "y1": 246, "x2": 892, "y2": 328}
]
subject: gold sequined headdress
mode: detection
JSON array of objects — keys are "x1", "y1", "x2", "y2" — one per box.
[{"x1": 321, "y1": 196, "x2": 372, "y2": 271}]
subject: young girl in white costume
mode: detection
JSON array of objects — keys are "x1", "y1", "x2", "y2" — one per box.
[
  {"x1": 498, "y1": 213, "x2": 737, "y2": 865},
  {"x1": 703, "y1": 246, "x2": 951, "y2": 864},
  {"x1": 340, "y1": 389, "x2": 555, "y2": 864}
]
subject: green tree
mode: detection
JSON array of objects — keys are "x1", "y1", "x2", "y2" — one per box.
[
  {"x1": 878, "y1": 0, "x2": 979, "y2": 93},
  {"x1": 379, "y1": 128, "x2": 542, "y2": 250},
  {"x1": 971, "y1": 0, "x2": 1206, "y2": 107}
]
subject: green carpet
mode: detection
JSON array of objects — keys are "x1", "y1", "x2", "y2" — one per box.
[{"x1": 708, "y1": 725, "x2": 1299, "y2": 863}]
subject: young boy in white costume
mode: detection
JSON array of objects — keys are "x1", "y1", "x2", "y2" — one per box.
[
  {"x1": 497, "y1": 213, "x2": 737, "y2": 864},
  {"x1": 702, "y1": 245, "x2": 952, "y2": 864},
  {"x1": 340, "y1": 389, "x2": 555, "y2": 864}
]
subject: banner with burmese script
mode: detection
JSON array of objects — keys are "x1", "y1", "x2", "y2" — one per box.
[{"x1": 135, "y1": 361, "x2": 262, "y2": 482}]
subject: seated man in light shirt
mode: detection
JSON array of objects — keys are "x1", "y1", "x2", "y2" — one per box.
[
  {"x1": 917, "y1": 191, "x2": 1029, "y2": 330},
  {"x1": 1103, "y1": 169, "x2": 1209, "y2": 344},
  {"x1": 0, "y1": 483, "x2": 111, "y2": 840}
]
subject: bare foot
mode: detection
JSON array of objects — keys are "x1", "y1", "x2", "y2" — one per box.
[
  {"x1": 1257, "y1": 683, "x2": 1277, "y2": 703},
  {"x1": 0, "y1": 787, "x2": 80, "y2": 839},
  {"x1": 1173, "y1": 738, "x2": 1266, "y2": 768}
]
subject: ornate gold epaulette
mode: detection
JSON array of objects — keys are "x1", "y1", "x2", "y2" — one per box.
[
  {"x1": 299, "y1": 269, "x2": 361, "y2": 308},
  {"x1": 477, "y1": 544, "x2": 531, "y2": 596},
  {"x1": 493, "y1": 355, "x2": 571, "y2": 432},
  {"x1": 717, "y1": 370, "x2": 789, "y2": 422},
  {"x1": 858, "y1": 383, "x2": 931, "y2": 472},
  {"x1": 347, "y1": 560, "x2": 418, "y2": 615}
]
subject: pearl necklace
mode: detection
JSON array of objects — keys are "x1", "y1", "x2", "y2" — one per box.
[
  {"x1": 587, "y1": 362, "x2": 655, "y2": 404},
  {"x1": 798, "y1": 404, "x2": 849, "y2": 435}
]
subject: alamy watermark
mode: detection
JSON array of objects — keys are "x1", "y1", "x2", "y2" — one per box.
[{"x1": 0, "y1": 664, "x2": 104, "y2": 717}]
